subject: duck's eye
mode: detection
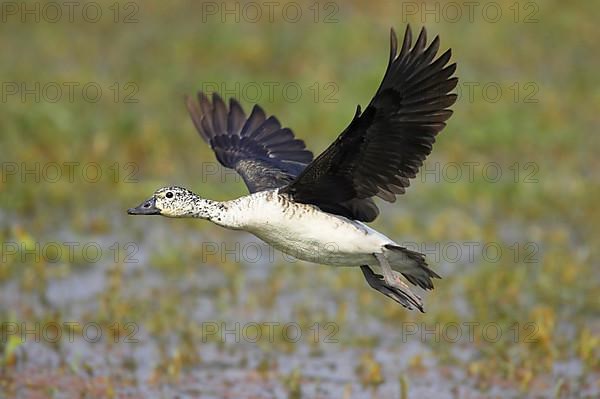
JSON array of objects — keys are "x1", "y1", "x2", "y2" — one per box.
[{"x1": 166, "y1": 192, "x2": 173, "y2": 199}]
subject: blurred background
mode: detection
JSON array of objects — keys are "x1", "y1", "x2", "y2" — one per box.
[{"x1": 0, "y1": 0, "x2": 598, "y2": 397}]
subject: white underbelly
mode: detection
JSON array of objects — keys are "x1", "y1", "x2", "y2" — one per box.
[{"x1": 243, "y1": 204, "x2": 393, "y2": 266}]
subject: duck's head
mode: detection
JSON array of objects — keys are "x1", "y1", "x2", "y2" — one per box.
[{"x1": 127, "y1": 186, "x2": 201, "y2": 218}]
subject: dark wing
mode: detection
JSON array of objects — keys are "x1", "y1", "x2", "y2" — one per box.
[
  {"x1": 186, "y1": 92, "x2": 313, "y2": 193},
  {"x1": 281, "y1": 25, "x2": 457, "y2": 221}
]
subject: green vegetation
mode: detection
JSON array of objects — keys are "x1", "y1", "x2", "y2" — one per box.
[{"x1": 0, "y1": 0, "x2": 597, "y2": 397}]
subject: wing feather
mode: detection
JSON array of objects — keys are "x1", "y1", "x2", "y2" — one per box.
[
  {"x1": 281, "y1": 25, "x2": 457, "y2": 221},
  {"x1": 185, "y1": 92, "x2": 313, "y2": 193}
]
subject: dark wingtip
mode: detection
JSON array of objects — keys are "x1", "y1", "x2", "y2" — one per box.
[
  {"x1": 414, "y1": 26, "x2": 427, "y2": 53},
  {"x1": 211, "y1": 91, "x2": 223, "y2": 103},
  {"x1": 398, "y1": 24, "x2": 413, "y2": 60},
  {"x1": 229, "y1": 97, "x2": 242, "y2": 110},
  {"x1": 389, "y1": 27, "x2": 398, "y2": 62},
  {"x1": 404, "y1": 24, "x2": 412, "y2": 45}
]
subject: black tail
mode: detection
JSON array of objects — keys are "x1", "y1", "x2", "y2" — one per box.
[{"x1": 383, "y1": 244, "x2": 441, "y2": 290}]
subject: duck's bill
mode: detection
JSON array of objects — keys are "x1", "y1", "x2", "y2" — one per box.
[{"x1": 127, "y1": 197, "x2": 160, "y2": 215}]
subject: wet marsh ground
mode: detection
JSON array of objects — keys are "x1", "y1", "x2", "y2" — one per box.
[{"x1": 0, "y1": 1, "x2": 598, "y2": 398}]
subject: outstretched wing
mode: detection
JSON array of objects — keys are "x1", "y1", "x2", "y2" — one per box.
[
  {"x1": 281, "y1": 26, "x2": 458, "y2": 221},
  {"x1": 186, "y1": 92, "x2": 313, "y2": 193}
]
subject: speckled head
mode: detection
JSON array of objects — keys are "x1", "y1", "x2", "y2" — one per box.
[{"x1": 127, "y1": 186, "x2": 204, "y2": 218}]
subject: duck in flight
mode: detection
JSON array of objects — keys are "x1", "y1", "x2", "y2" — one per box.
[{"x1": 128, "y1": 25, "x2": 457, "y2": 311}]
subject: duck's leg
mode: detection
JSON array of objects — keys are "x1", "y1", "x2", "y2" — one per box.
[
  {"x1": 361, "y1": 252, "x2": 425, "y2": 312},
  {"x1": 373, "y1": 252, "x2": 396, "y2": 285}
]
